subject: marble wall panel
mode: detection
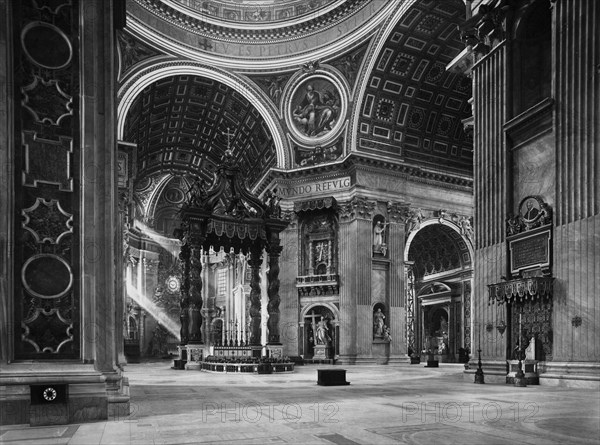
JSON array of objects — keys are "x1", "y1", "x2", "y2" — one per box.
[
  {"x1": 512, "y1": 132, "x2": 555, "y2": 207},
  {"x1": 553, "y1": 216, "x2": 600, "y2": 362}
]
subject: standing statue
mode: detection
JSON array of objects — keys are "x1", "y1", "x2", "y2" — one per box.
[
  {"x1": 373, "y1": 308, "x2": 386, "y2": 337},
  {"x1": 373, "y1": 220, "x2": 388, "y2": 253},
  {"x1": 459, "y1": 216, "x2": 474, "y2": 241},
  {"x1": 405, "y1": 208, "x2": 423, "y2": 234},
  {"x1": 264, "y1": 188, "x2": 282, "y2": 218},
  {"x1": 314, "y1": 316, "x2": 331, "y2": 345}
]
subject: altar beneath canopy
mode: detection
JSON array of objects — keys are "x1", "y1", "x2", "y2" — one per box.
[{"x1": 173, "y1": 150, "x2": 288, "y2": 370}]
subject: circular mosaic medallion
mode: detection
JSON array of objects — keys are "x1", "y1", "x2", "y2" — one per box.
[
  {"x1": 287, "y1": 73, "x2": 346, "y2": 144},
  {"x1": 21, "y1": 22, "x2": 72, "y2": 70},
  {"x1": 22, "y1": 254, "x2": 73, "y2": 299}
]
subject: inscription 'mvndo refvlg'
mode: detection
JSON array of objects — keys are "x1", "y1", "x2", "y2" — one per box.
[
  {"x1": 279, "y1": 177, "x2": 351, "y2": 198},
  {"x1": 511, "y1": 232, "x2": 550, "y2": 271}
]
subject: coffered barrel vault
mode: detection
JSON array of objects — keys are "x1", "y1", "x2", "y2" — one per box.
[{"x1": 123, "y1": 75, "x2": 278, "y2": 187}]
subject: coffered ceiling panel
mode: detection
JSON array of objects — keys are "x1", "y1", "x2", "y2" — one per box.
[
  {"x1": 123, "y1": 75, "x2": 277, "y2": 187},
  {"x1": 358, "y1": 0, "x2": 473, "y2": 175}
]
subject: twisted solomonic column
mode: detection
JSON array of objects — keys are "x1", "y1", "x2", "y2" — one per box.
[
  {"x1": 248, "y1": 246, "x2": 263, "y2": 346},
  {"x1": 267, "y1": 244, "x2": 283, "y2": 344},
  {"x1": 187, "y1": 243, "x2": 204, "y2": 344},
  {"x1": 178, "y1": 241, "x2": 191, "y2": 345}
]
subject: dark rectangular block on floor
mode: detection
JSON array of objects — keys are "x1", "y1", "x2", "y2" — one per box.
[{"x1": 317, "y1": 369, "x2": 350, "y2": 386}]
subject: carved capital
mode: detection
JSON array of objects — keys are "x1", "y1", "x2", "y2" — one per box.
[{"x1": 338, "y1": 196, "x2": 376, "y2": 222}]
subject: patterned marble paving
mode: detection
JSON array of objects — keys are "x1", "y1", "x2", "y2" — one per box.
[{"x1": 1, "y1": 362, "x2": 598, "y2": 444}]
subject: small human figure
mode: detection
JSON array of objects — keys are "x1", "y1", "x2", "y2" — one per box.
[
  {"x1": 374, "y1": 308, "x2": 386, "y2": 337},
  {"x1": 314, "y1": 316, "x2": 331, "y2": 345},
  {"x1": 373, "y1": 220, "x2": 387, "y2": 252}
]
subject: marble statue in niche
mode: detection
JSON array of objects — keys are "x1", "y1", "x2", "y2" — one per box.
[
  {"x1": 373, "y1": 308, "x2": 386, "y2": 337},
  {"x1": 291, "y1": 78, "x2": 340, "y2": 138},
  {"x1": 372, "y1": 215, "x2": 388, "y2": 255}
]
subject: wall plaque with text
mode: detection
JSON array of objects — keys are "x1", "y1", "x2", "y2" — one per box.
[{"x1": 508, "y1": 227, "x2": 551, "y2": 274}]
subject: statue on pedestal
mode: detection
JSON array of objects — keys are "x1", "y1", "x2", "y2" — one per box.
[{"x1": 314, "y1": 316, "x2": 331, "y2": 346}]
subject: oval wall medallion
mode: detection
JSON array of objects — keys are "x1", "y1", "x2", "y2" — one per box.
[
  {"x1": 21, "y1": 22, "x2": 73, "y2": 70},
  {"x1": 21, "y1": 254, "x2": 73, "y2": 299},
  {"x1": 164, "y1": 187, "x2": 185, "y2": 205},
  {"x1": 286, "y1": 71, "x2": 347, "y2": 145}
]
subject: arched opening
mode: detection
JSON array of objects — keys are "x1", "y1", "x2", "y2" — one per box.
[
  {"x1": 300, "y1": 304, "x2": 339, "y2": 361},
  {"x1": 405, "y1": 223, "x2": 472, "y2": 362},
  {"x1": 118, "y1": 72, "x2": 283, "y2": 359}
]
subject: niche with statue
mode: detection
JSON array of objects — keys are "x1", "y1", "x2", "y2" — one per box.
[{"x1": 372, "y1": 215, "x2": 388, "y2": 256}]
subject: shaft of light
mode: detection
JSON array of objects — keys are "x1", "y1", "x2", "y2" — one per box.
[{"x1": 126, "y1": 283, "x2": 180, "y2": 340}]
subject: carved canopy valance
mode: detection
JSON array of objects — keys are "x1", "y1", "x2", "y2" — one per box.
[
  {"x1": 294, "y1": 197, "x2": 337, "y2": 213},
  {"x1": 488, "y1": 277, "x2": 554, "y2": 305},
  {"x1": 177, "y1": 150, "x2": 288, "y2": 251}
]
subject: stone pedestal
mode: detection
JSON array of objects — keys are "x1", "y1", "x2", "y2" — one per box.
[
  {"x1": 506, "y1": 360, "x2": 539, "y2": 385},
  {"x1": 372, "y1": 340, "x2": 390, "y2": 364},
  {"x1": 314, "y1": 344, "x2": 332, "y2": 359},
  {"x1": 184, "y1": 345, "x2": 206, "y2": 370},
  {"x1": 268, "y1": 344, "x2": 284, "y2": 359}
]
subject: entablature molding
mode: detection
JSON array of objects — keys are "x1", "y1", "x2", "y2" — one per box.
[
  {"x1": 504, "y1": 97, "x2": 554, "y2": 150},
  {"x1": 254, "y1": 152, "x2": 473, "y2": 196}
]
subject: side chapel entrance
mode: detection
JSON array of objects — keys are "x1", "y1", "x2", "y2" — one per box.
[{"x1": 405, "y1": 222, "x2": 473, "y2": 362}]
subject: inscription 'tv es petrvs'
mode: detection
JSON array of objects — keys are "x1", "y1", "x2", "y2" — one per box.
[{"x1": 278, "y1": 177, "x2": 351, "y2": 197}]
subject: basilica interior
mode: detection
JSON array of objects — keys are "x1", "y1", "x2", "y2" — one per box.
[{"x1": 0, "y1": 0, "x2": 598, "y2": 441}]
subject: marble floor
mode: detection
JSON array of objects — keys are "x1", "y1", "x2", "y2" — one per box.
[{"x1": 1, "y1": 361, "x2": 599, "y2": 444}]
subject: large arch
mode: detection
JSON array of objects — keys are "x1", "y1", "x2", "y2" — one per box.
[
  {"x1": 403, "y1": 218, "x2": 473, "y2": 363},
  {"x1": 117, "y1": 61, "x2": 291, "y2": 171}
]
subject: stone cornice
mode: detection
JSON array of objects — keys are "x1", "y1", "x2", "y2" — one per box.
[{"x1": 254, "y1": 152, "x2": 473, "y2": 195}]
